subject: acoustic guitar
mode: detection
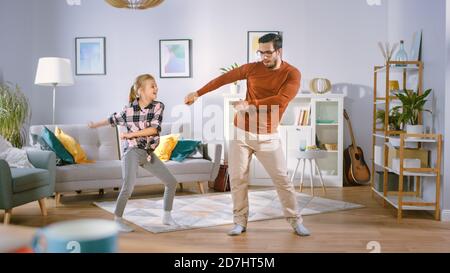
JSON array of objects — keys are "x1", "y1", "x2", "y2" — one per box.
[{"x1": 343, "y1": 110, "x2": 371, "y2": 185}]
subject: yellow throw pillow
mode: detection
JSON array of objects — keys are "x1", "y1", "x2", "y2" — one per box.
[
  {"x1": 54, "y1": 127, "x2": 93, "y2": 164},
  {"x1": 154, "y1": 134, "x2": 180, "y2": 162}
]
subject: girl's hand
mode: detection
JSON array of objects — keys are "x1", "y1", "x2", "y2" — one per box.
[
  {"x1": 88, "y1": 121, "x2": 97, "y2": 129},
  {"x1": 184, "y1": 92, "x2": 199, "y2": 105},
  {"x1": 88, "y1": 119, "x2": 109, "y2": 129}
]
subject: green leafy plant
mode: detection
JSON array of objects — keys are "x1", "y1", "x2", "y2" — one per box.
[
  {"x1": 0, "y1": 82, "x2": 30, "y2": 148},
  {"x1": 219, "y1": 62, "x2": 239, "y2": 85},
  {"x1": 376, "y1": 108, "x2": 402, "y2": 131},
  {"x1": 393, "y1": 89, "x2": 432, "y2": 126}
]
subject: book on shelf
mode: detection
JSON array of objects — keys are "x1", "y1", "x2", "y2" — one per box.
[{"x1": 297, "y1": 106, "x2": 311, "y2": 126}]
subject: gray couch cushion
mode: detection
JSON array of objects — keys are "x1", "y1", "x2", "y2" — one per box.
[
  {"x1": 138, "y1": 159, "x2": 213, "y2": 177},
  {"x1": 56, "y1": 160, "x2": 123, "y2": 183},
  {"x1": 11, "y1": 168, "x2": 50, "y2": 193}
]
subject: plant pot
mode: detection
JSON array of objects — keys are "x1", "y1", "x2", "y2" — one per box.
[
  {"x1": 405, "y1": 124, "x2": 423, "y2": 139},
  {"x1": 230, "y1": 84, "x2": 240, "y2": 95}
]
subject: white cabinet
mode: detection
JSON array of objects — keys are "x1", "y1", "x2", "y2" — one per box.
[{"x1": 223, "y1": 93, "x2": 345, "y2": 187}]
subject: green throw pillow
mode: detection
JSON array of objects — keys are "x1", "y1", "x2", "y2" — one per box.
[
  {"x1": 40, "y1": 126, "x2": 75, "y2": 164},
  {"x1": 170, "y1": 140, "x2": 201, "y2": 162}
]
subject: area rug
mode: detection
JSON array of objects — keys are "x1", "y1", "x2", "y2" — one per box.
[{"x1": 94, "y1": 190, "x2": 364, "y2": 233}]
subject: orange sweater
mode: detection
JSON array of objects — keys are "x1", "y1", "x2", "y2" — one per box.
[{"x1": 196, "y1": 61, "x2": 301, "y2": 134}]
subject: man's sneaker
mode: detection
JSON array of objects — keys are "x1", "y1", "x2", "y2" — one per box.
[
  {"x1": 293, "y1": 223, "x2": 311, "y2": 237},
  {"x1": 227, "y1": 224, "x2": 246, "y2": 236}
]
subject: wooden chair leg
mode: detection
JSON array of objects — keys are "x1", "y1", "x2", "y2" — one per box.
[
  {"x1": 38, "y1": 198, "x2": 48, "y2": 216},
  {"x1": 4, "y1": 209, "x2": 12, "y2": 225},
  {"x1": 197, "y1": 181, "x2": 205, "y2": 194},
  {"x1": 55, "y1": 193, "x2": 61, "y2": 207}
]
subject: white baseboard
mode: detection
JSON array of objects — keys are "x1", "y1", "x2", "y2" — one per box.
[{"x1": 441, "y1": 210, "x2": 450, "y2": 222}]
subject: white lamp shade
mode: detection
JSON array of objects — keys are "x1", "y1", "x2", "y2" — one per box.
[{"x1": 35, "y1": 57, "x2": 74, "y2": 86}]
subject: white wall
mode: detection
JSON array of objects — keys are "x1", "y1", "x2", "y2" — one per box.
[
  {"x1": 444, "y1": 1, "x2": 450, "y2": 217},
  {"x1": 388, "y1": 0, "x2": 447, "y2": 211},
  {"x1": 0, "y1": 0, "x2": 33, "y2": 101},
  {"x1": 301, "y1": 0, "x2": 388, "y2": 160}
]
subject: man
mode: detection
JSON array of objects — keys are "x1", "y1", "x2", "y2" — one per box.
[{"x1": 184, "y1": 33, "x2": 310, "y2": 237}]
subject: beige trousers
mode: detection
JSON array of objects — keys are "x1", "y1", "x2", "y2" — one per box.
[{"x1": 228, "y1": 128, "x2": 302, "y2": 227}]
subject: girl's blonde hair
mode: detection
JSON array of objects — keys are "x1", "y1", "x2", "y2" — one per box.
[{"x1": 129, "y1": 74, "x2": 155, "y2": 103}]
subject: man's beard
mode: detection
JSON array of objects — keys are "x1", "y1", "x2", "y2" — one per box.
[{"x1": 264, "y1": 58, "x2": 278, "y2": 69}]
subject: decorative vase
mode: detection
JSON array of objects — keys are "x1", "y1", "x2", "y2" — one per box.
[
  {"x1": 395, "y1": 40, "x2": 408, "y2": 67},
  {"x1": 389, "y1": 80, "x2": 400, "y2": 92},
  {"x1": 406, "y1": 124, "x2": 423, "y2": 139},
  {"x1": 309, "y1": 78, "x2": 331, "y2": 94}
]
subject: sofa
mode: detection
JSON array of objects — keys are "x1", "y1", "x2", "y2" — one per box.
[
  {"x1": 29, "y1": 123, "x2": 222, "y2": 204},
  {"x1": 0, "y1": 150, "x2": 56, "y2": 224}
]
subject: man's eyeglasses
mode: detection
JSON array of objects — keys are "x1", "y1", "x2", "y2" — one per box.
[{"x1": 256, "y1": 49, "x2": 277, "y2": 57}]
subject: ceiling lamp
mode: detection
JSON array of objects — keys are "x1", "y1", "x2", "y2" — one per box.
[{"x1": 105, "y1": 0, "x2": 164, "y2": 9}]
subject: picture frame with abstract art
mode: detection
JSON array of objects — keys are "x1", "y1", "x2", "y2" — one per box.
[
  {"x1": 75, "y1": 37, "x2": 106, "y2": 75},
  {"x1": 159, "y1": 39, "x2": 192, "y2": 78},
  {"x1": 247, "y1": 31, "x2": 280, "y2": 63}
]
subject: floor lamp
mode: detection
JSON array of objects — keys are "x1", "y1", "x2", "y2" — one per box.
[{"x1": 34, "y1": 57, "x2": 74, "y2": 124}]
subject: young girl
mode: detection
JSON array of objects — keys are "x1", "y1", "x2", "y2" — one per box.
[{"x1": 89, "y1": 74, "x2": 178, "y2": 232}]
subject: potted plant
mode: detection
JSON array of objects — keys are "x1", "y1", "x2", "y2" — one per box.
[
  {"x1": 376, "y1": 108, "x2": 402, "y2": 131},
  {"x1": 0, "y1": 82, "x2": 30, "y2": 148},
  {"x1": 220, "y1": 62, "x2": 240, "y2": 94},
  {"x1": 393, "y1": 88, "x2": 432, "y2": 136}
]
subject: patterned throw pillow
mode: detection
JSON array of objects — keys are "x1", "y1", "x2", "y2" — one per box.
[{"x1": 0, "y1": 135, "x2": 34, "y2": 168}]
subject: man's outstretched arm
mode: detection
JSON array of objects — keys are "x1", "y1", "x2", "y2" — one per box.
[{"x1": 185, "y1": 64, "x2": 251, "y2": 105}]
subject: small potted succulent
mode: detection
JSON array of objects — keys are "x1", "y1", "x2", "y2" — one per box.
[{"x1": 220, "y1": 62, "x2": 240, "y2": 94}]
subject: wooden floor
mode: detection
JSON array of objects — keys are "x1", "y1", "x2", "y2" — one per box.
[{"x1": 3, "y1": 184, "x2": 450, "y2": 253}]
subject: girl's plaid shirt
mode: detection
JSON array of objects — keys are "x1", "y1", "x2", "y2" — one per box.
[{"x1": 108, "y1": 99, "x2": 164, "y2": 160}]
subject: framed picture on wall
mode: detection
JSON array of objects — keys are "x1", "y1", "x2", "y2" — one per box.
[
  {"x1": 247, "y1": 31, "x2": 280, "y2": 63},
  {"x1": 159, "y1": 39, "x2": 192, "y2": 78},
  {"x1": 75, "y1": 37, "x2": 106, "y2": 75}
]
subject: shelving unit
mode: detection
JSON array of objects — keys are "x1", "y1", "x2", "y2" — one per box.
[
  {"x1": 370, "y1": 60, "x2": 443, "y2": 221},
  {"x1": 223, "y1": 93, "x2": 345, "y2": 187}
]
